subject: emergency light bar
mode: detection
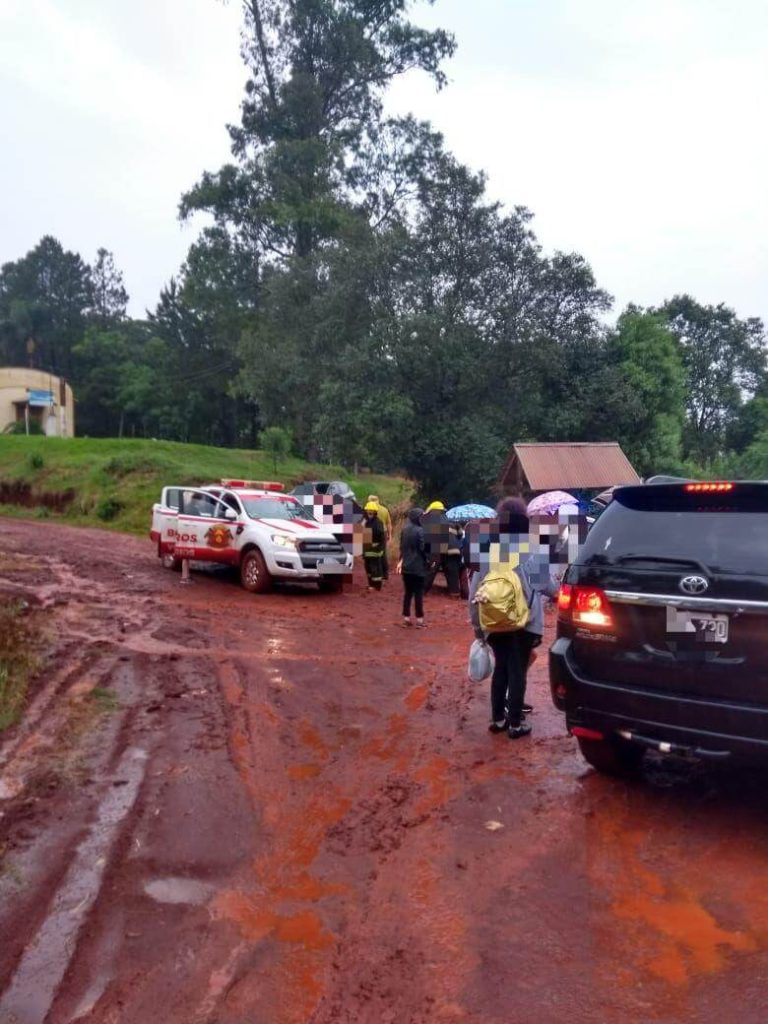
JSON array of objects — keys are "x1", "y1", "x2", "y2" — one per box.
[{"x1": 220, "y1": 479, "x2": 285, "y2": 492}]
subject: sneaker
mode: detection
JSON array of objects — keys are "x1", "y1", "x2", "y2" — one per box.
[
  {"x1": 508, "y1": 722, "x2": 532, "y2": 740},
  {"x1": 488, "y1": 720, "x2": 507, "y2": 733},
  {"x1": 415, "y1": 619, "x2": 427, "y2": 628},
  {"x1": 401, "y1": 618, "x2": 413, "y2": 627}
]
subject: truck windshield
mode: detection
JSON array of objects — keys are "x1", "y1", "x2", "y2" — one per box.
[{"x1": 242, "y1": 498, "x2": 309, "y2": 521}]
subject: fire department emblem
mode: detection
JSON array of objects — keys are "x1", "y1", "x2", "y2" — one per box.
[{"x1": 205, "y1": 525, "x2": 233, "y2": 549}]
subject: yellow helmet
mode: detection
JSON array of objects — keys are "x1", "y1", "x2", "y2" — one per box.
[
  {"x1": 364, "y1": 501, "x2": 379, "y2": 513},
  {"x1": 426, "y1": 500, "x2": 445, "y2": 513}
]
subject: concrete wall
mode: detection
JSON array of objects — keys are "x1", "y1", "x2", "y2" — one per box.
[{"x1": 0, "y1": 367, "x2": 75, "y2": 437}]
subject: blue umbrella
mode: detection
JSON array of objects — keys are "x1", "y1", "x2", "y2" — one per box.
[{"x1": 446, "y1": 503, "x2": 496, "y2": 521}]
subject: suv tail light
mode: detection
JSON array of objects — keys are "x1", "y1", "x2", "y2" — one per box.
[{"x1": 558, "y1": 585, "x2": 614, "y2": 630}]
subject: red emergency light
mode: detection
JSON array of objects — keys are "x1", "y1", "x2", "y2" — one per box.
[
  {"x1": 684, "y1": 482, "x2": 734, "y2": 493},
  {"x1": 220, "y1": 479, "x2": 285, "y2": 492}
]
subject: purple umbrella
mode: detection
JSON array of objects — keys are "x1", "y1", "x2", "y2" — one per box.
[{"x1": 527, "y1": 491, "x2": 578, "y2": 516}]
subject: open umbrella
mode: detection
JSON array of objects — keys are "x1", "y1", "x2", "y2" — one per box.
[
  {"x1": 446, "y1": 503, "x2": 496, "y2": 522},
  {"x1": 527, "y1": 490, "x2": 578, "y2": 516}
]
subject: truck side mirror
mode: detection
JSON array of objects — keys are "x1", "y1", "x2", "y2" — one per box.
[{"x1": 224, "y1": 508, "x2": 238, "y2": 521}]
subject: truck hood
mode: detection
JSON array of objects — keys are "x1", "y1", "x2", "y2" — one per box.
[{"x1": 255, "y1": 518, "x2": 339, "y2": 543}]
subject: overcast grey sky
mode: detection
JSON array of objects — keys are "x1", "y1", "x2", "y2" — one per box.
[{"x1": 1, "y1": 0, "x2": 766, "y2": 323}]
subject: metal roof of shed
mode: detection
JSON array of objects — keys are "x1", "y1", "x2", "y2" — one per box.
[{"x1": 500, "y1": 442, "x2": 641, "y2": 492}]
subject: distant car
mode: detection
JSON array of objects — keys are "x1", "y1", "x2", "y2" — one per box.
[
  {"x1": 150, "y1": 479, "x2": 352, "y2": 593},
  {"x1": 290, "y1": 480, "x2": 357, "y2": 500},
  {"x1": 551, "y1": 479, "x2": 768, "y2": 775}
]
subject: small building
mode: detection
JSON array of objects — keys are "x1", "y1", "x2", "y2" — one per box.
[
  {"x1": 0, "y1": 367, "x2": 75, "y2": 437},
  {"x1": 499, "y1": 442, "x2": 640, "y2": 496}
]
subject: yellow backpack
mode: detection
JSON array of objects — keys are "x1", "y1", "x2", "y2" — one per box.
[{"x1": 475, "y1": 564, "x2": 530, "y2": 633}]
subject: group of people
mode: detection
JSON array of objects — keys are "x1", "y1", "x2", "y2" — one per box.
[
  {"x1": 362, "y1": 497, "x2": 468, "y2": 624},
  {"x1": 362, "y1": 493, "x2": 561, "y2": 740}
]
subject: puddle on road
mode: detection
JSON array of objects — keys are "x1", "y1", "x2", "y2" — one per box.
[{"x1": 144, "y1": 877, "x2": 215, "y2": 906}]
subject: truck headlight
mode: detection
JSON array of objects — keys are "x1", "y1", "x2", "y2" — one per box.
[{"x1": 271, "y1": 534, "x2": 298, "y2": 550}]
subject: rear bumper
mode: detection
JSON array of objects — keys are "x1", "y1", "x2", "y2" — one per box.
[{"x1": 550, "y1": 636, "x2": 768, "y2": 762}]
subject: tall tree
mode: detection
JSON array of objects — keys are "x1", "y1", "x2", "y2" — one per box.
[
  {"x1": 657, "y1": 295, "x2": 767, "y2": 462},
  {"x1": 90, "y1": 248, "x2": 129, "y2": 327},
  {"x1": 0, "y1": 236, "x2": 92, "y2": 377},
  {"x1": 181, "y1": 1, "x2": 455, "y2": 261},
  {"x1": 606, "y1": 309, "x2": 686, "y2": 475}
]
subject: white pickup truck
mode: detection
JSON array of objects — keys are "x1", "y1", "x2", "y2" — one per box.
[{"x1": 149, "y1": 479, "x2": 353, "y2": 593}]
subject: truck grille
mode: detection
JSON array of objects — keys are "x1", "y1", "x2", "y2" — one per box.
[{"x1": 298, "y1": 540, "x2": 345, "y2": 554}]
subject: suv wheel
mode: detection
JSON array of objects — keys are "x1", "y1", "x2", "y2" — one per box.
[
  {"x1": 577, "y1": 736, "x2": 644, "y2": 777},
  {"x1": 240, "y1": 549, "x2": 272, "y2": 593},
  {"x1": 318, "y1": 576, "x2": 344, "y2": 594}
]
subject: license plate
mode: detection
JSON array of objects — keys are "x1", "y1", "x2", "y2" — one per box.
[
  {"x1": 666, "y1": 607, "x2": 729, "y2": 643},
  {"x1": 317, "y1": 560, "x2": 347, "y2": 574}
]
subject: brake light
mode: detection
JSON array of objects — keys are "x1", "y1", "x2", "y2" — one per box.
[
  {"x1": 557, "y1": 584, "x2": 573, "y2": 614},
  {"x1": 685, "y1": 482, "x2": 734, "y2": 493},
  {"x1": 572, "y1": 587, "x2": 613, "y2": 629}
]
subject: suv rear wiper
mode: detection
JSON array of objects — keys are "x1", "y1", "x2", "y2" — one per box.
[{"x1": 617, "y1": 554, "x2": 710, "y2": 574}]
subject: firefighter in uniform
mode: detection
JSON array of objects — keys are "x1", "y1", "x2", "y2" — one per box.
[{"x1": 362, "y1": 501, "x2": 386, "y2": 590}]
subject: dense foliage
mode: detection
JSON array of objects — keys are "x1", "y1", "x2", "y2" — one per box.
[{"x1": 1, "y1": 0, "x2": 766, "y2": 500}]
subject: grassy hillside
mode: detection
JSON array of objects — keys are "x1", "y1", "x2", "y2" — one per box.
[{"x1": 0, "y1": 437, "x2": 413, "y2": 535}]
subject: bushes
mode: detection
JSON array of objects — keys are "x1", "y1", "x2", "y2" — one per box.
[{"x1": 95, "y1": 496, "x2": 124, "y2": 521}]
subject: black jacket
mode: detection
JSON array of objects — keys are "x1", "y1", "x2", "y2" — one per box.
[{"x1": 400, "y1": 520, "x2": 428, "y2": 576}]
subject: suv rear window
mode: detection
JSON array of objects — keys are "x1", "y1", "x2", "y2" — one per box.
[{"x1": 580, "y1": 484, "x2": 768, "y2": 576}]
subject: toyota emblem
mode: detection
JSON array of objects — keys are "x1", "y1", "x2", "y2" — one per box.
[{"x1": 679, "y1": 575, "x2": 709, "y2": 595}]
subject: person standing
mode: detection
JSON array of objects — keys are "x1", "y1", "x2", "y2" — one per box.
[
  {"x1": 422, "y1": 500, "x2": 448, "y2": 594},
  {"x1": 398, "y1": 507, "x2": 428, "y2": 627},
  {"x1": 469, "y1": 497, "x2": 558, "y2": 739},
  {"x1": 362, "y1": 501, "x2": 386, "y2": 591},
  {"x1": 367, "y1": 494, "x2": 392, "y2": 581},
  {"x1": 444, "y1": 521, "x2": 464, "y2": 598}
]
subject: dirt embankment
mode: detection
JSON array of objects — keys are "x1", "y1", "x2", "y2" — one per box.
[{"x1": 1, "y1": 519, "x2": 768, "y2": 1024}]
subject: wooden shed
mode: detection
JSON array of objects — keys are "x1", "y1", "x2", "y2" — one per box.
[{"x1": 499, "y1": 442, "x2": 640, "y2": 495}]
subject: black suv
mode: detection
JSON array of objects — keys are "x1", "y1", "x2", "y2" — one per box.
[{"x1": 550, "y1": 481, "x2": 768, "y2": 775}]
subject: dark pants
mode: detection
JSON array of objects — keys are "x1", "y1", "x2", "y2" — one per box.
[
  {"x1": 487, "y1": 630, "x2": 539, "y2": 725},
  {"x1": 402, "y1": 573, "x2": 425, "y2": 618},
  {"x1": 364, "y1": 552, "x2": 384, "y2": 590},
  {"x1": 424, "y1": 559, "x2": 440, "y2": 594},
  {"x1": 443, "y1": 554, "x2": 462, "y2": 596}
]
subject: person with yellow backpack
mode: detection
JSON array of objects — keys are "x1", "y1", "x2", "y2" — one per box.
[{"x1": 469, "y1": 497, "x2": 559, "y2": 739}]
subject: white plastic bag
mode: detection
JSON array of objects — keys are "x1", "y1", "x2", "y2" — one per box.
[{"x1": 467, "y1": 638, "x2": 494, "y2": 682}]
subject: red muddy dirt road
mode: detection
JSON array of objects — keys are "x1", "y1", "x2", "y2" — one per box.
[{"x1": 2, "y1": 519, "x2": 768, "y2": 1024}]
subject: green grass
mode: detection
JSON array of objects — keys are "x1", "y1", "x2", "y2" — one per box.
[
  {"x1": 0, "y1": 436, "x2": 413, "y2": 535},
  {"x1": 0, "y1": 600, "x2": 37, "y2": 732}
]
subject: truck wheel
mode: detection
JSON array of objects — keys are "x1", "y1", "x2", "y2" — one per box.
[
  {"x1": 318, "y1": 576, "x2": 344, "y2": 594},
  {"x1": 577, "y1": 736, "x2": 644, "y2": 777},
  {"x1": 240, "y1": 549, "x2": 272, "y2": 593},
  {"x1": 159, "y1": 545, "x2": 181, "y2": 571}
]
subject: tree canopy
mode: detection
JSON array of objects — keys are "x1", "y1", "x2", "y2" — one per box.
[{"x1": 2, "y1": 0, "x2": 766, "y2": 498}]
